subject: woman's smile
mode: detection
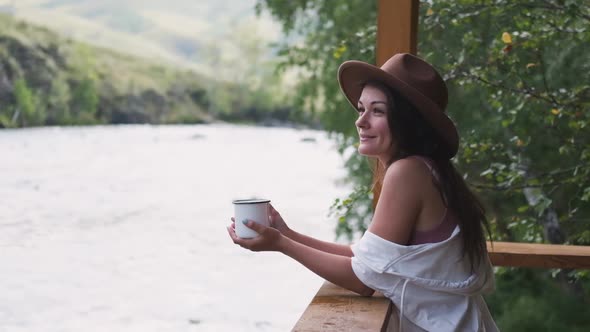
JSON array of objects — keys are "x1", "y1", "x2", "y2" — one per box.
[{"x1": 359, "y1": 133, "x2": 377, "y2": 141}]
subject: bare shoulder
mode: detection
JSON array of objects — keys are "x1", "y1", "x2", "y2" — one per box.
[
  {"x1": 368, "y1": 157, "x2": 431, "y2": 244},
  {"x1": 382, "y1": 157, "x2": 430, "y2": 188}
]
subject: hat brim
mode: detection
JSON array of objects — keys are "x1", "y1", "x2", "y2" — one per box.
[{"x1": 338, "y1": 60, "x2": 459, "y2": 159}]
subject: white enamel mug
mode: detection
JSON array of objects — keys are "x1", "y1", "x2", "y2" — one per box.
[{"x1": 233, "y1": 199, "x2": 271, "y2": 238}]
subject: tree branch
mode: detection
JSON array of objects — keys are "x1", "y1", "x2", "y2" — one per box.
[
  {"x1": 537, "y1": 50, "x2": 560, "y2": 106},
  {"x1": 534, "y1": 163, "x2": 590, "y2": 177},
  {"x1": 442, "y1": 1, "x2": 590, "y2": 26},
  {"x1": 470, "y1": 177, "x2": 583, "y2": 192},
  {"x1": 466, "y1": 72, "x2": 562, "y2": 106}
]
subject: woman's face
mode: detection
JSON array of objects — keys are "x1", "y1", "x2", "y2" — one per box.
[{"x1": 355, "y1": 84, "x2": 394, "y2": 164}]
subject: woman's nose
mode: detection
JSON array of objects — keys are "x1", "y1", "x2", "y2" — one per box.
[{"x1": 355, "y1": 113, "x2": 368, "y2": 129}]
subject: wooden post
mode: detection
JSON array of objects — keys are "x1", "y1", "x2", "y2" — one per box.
[
  {"x1": 373, "y1": 0, "x2": 420, "y2": 207},
  {"x1": 376, "y1": 0, "x2": 420, "y2": 66}
]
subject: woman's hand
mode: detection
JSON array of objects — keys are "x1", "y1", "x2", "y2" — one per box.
[
  {"x1": 229, "y1": 204, "x2": 289, "y2": 234},
  {"x1": 268, "y1": 204, "x2": 293, "y2": 238},
  {"x1": 227, "y1": 219, "x2": 285, "y2": 252}
]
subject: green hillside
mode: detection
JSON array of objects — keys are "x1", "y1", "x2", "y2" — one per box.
[
  {"x1": 0, "y1": 0, "x2": 280, "y2": 74},
  {"x1": 0, "y1": 13, "x2": 294, "y2": 128},
  {"x1": 0, "y1": 13, "x2": 214, "y2": 127}
]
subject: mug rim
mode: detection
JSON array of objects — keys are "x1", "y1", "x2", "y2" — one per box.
[{"x1": 232, "y1": 198, "x2": 271, "y2": 205}]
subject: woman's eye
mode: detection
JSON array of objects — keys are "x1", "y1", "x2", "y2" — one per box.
[
  {"x1": 373, "y1": 109, "x2": 384, "y2": 114},
  {"x1": 356, "y1": 108, "x2": 365, "y2": 114}
]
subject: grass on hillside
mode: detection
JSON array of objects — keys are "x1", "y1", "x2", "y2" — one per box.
[{"x1": 0, "y1": 12, "x2": 208, "y2": 96}]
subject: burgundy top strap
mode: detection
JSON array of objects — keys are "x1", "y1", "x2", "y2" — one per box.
[{"x1": 407, "y1": 155, "x2": 457, "y2": 245}]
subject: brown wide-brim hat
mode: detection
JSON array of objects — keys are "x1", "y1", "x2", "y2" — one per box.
[{"x1": 338, "y1": 53, "x2": 459, "y2": 159}]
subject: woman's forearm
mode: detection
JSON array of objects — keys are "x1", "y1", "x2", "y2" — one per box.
[
  {"x1": 285, "y1": 228, "x2": 354, "y2": 257},
  {"x1": 278, "y1": 235, "x2": 373, "y2": 296}
]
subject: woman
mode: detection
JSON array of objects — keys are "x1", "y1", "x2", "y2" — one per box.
[{"x1": 227, "y1": 53, "x2": 498, "y2": 331}]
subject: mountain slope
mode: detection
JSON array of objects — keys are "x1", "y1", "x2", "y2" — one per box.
[
  {"x1": 0, "y1": 13, "x2": 212, "y2": 127},
  {"x1": 0, "y1": 0, "x2": 281, "y2": 75}
]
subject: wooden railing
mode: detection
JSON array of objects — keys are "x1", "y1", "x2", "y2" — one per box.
[
  {"x1": 292, "y1": 241, "x2": 590, "y2": 331},
  {"x1": 487, "y1": 241, "x2": 590, "y2": 269}
]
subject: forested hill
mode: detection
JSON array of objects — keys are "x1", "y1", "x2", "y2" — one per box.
[{"x1": 0, "y1": 13, "x2": 215, "y2": 127}]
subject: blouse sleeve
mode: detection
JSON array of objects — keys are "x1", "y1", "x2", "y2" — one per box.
[{"x1": 350, "y1": 231, "x2": 406, "y2": 296}]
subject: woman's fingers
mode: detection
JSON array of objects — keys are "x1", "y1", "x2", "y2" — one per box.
[
  {"x1": 242, "y1": 219, "x2": 267, "y2": 234},
  {"x1": 228, "y1": 220, "x2": 256, "y2": 246},
  {"x1": 230, "y1": 220, "x2": 281, "y2": 252},
  {"x1": 229, "y1": 212, "x2": 283, "y2": 251},
  {"x1": 269, "y1": 204, "x2": 280, "y2": 218},
  {"x1": 228, "y1": 225, "x2": 254, "y2": 249},
  {"x1": 270, "y1": 205, "x2": 279, "y2": 216},
  {"x1": 227, "y1": 226, "x2": 239, "y2": 243},
  {"x1": 268, "y1": 206, "x2": 279, "y2": 225}
]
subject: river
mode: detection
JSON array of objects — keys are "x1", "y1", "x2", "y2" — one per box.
[{"x1": 0, "y1": 124, "x2": 352, "y2": 332}]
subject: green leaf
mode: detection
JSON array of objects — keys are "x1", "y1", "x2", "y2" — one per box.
[{"x1": 517, "y1": 205, "x2": 529, "y2": 213}]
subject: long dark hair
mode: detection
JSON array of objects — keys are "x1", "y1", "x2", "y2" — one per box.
[{"x1": 367, "y1": 81, "x2": 491, "y2": 270}]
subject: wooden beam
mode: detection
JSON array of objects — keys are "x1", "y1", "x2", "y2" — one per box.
[
  {"x1": 488, "y1": 241, "x2": 590, "y2": 269},
  {"x1": 376, "y1": 0, "x2": 419, "y2": 66},
  {"x1": 373, "y1": 0, "x2": 420, "y2": 208},
  {"x1": 291, "y1": 282, "x2": 391, "y2": 332}
]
